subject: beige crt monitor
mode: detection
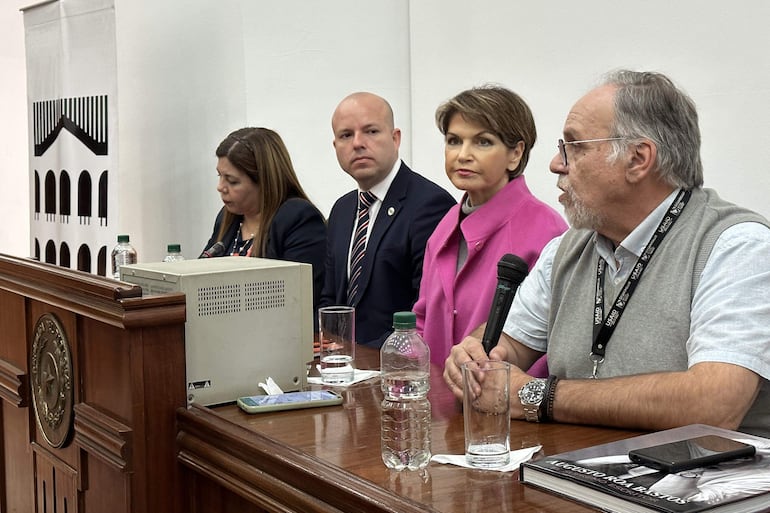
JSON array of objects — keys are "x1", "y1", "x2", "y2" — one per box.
[{"x1": 120, "y1": 257, "x2": 313, "y2": 406}]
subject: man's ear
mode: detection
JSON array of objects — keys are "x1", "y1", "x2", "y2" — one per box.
[{"x1": 626, "y1": 139, "x2": 657, "y2": 184}]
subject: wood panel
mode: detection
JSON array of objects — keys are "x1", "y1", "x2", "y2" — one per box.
[
  {"x1": 0, "y1": 287, "x2": 35, "y2": 513},
  {"x1": 0, "y1": 253, "x2": 187, "y2": 513},
  {"x1": 178, "y1": 404, "x2": 436, "y2": 513},
  {"x1": 181, "y1": 465, "x2": 268, "y2": 513},
  {"x1": 178, "y1": 347, "x2": 644, "y2": 512},
  {"x1": 74, "y1": 403, "x2": 132, "y2": 471},
  {"x1": 34, "y1": 445, "x2": 79, "y2": 513},
  {"x1": 0, "y1": 289, "x2": 28, "y2": 407}
]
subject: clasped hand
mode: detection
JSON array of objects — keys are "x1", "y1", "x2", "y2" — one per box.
[{"x1": 443, "y1": 334, "x2": 535, "y2": 420}]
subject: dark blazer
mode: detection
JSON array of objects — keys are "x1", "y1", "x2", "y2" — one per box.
[
  {"x1": 321, "y1": 162, "x2": 456, "y2": 348},
  {"x1": 202, "y1": 197, "x2": 327, "y2": 322}
]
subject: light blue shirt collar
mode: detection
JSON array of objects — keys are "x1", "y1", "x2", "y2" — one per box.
[{"x1": 594, "y1": 189, "x2": 681, "y2": 276}]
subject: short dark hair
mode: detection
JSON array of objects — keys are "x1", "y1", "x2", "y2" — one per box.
[{"x1": 435, "y1": 85, "x2": 536, "y2": 179}]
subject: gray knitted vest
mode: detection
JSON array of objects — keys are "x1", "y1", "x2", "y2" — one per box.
[{"x1": 548, "y1": 188, "x2": 769, "y2": 435}]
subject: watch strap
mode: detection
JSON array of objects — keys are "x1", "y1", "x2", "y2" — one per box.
[
  {"x1": 523, "y1": 403, "x2": 540, "y2": 422},
  {"x1": 539, "y1": 375, "x2": 559, "y2": 422}
]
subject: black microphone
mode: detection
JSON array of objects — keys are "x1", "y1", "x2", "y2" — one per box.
[
  {"x1": 199, "y1": 241, "x2": 225, "y2": 258},
  {"x1": 481, "y1": 254, "x2": 529, "y2": 354}
]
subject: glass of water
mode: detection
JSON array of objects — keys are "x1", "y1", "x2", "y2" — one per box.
[
  {"x1": 318, "y1": 306, "x2": 356, "y2": 384},
  {"x1": 462, "y1": 360, "x2": 511, "y2": 468}
]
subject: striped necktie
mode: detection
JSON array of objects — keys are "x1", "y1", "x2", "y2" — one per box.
[{"x1": 347, "y1": 190, "x2": 377, "y2": 305}]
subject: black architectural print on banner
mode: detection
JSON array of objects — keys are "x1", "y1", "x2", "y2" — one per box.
[
  {"x1": 31, "y1": 95, "x2": 110, "y2": 275},
  {"x1": 33, "y1": 96, "x2": 108, "y2": 156}
]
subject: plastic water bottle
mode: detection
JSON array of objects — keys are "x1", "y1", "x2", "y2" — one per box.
[
  {"x1": 380, "y1": 311, "x2": 431, "y2": 471},
  {"x1": 163, "y1": 244, "x2": 185, "y2": 262},
  {"x1": 111, "y1": 234, "x2": 137, "y2": 279}
]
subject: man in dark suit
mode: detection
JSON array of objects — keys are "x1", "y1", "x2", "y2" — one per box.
[{"x1": 322, "y1": 92, "x2": 455, "y2": 348}]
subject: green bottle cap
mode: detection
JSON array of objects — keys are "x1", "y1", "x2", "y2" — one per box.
[
  {"x1": 117, "y1": 234, "x2": 129, "y2": 243},
  {"x1": 392, "y1": 311, "x2": 416, "y2": 329},
  {"x1": 167, "y1": 244, "x2": 181, "y2": 253}
]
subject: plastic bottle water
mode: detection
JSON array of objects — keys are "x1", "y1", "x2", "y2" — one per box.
[
  {"x1": 380, "y1": 311, "x2": 431, "y2": 471},
  {"x1": 111, "y1": 234, "x2": 137, "y2": 279},
  {"x1": 163, "y1": 244, "x2": 185, "y2": 262}
]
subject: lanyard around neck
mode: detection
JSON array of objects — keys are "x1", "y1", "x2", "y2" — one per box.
[{"x1": 589, "y1": 189, "x2": 691, "y2": 378}]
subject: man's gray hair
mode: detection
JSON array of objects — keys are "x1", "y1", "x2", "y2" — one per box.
[{"x1": 602, "y1": 70, "x2": 703, "y2": 189}]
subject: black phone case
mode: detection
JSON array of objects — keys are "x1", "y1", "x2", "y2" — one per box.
[{"x1": 628, "y1": 435, "x2": 756, "y2": 473}]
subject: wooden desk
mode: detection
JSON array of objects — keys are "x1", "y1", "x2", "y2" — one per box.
[
  {"x1": 177, "y1": 346, "x2": 642, "y2": 513},
  {"x1": 0, "y1": 253, "x2": 187, "y2": 513}
]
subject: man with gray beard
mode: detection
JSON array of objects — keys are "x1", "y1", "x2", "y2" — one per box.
[{"x1": 443, "y1": 70, "x2": 770, "y2": 438}]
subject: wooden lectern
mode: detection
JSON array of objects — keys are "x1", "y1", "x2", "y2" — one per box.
[{"x1": 0, "y1": 254, "x2": 187, "y2": 513}]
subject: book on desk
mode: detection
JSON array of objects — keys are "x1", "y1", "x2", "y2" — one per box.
[{"x1": 519, "y1": 424, "x2": 770, "y2": 513}]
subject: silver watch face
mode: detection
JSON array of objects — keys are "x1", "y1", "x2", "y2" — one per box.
[{"x1": 518, "y1": 379, "x2": 546, "y2": 404}]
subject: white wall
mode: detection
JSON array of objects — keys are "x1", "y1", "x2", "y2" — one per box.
[
  {"x1": 111, "y1": 0, "x2": 412, "y2": 260},
  {"x1": 2, "y1": 0, "x2": 770, "y2": 260},
  {"x1": 238, "y1": 0, "x2": 412, "y2": 219},
  {"x1": 0, "y1": 1, "x2": 29, "y2": 257},
  {"x1": 113, "y1": 0, "x2": 247, "y2": 260},
  {"x1": 409, "y1": 0, "x2": 770, "y2": 217}
]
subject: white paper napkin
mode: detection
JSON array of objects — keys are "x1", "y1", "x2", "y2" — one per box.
[
  {"x1": 307, "y1": 368, "x2": 381, "y2": 386},
  {"x1": 258, "y1": 376, "x2": 285, "y2": 395},
  {"x1": 431, "y1": 445, "x2": 542, "y2": 472}
]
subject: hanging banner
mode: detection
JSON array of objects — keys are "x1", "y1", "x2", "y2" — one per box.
[{"x1": 23, "y1": 0, "x2": 117, "y2": 275}]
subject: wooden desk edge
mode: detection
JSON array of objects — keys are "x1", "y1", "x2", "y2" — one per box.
[{"x1": 177, "y1": 403, "x2": 441, "y2": 513}]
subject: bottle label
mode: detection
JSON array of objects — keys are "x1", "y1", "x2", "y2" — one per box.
[{"x1": 114, "y1": 253, "x2": 136, "y2": 266}]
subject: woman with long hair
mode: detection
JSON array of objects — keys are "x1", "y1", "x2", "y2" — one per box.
[{"x1": 201, "y1": 127, "x2": 326, "y2": 316}]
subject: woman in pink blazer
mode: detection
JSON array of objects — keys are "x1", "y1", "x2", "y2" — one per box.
[{"x1": 413, "y1": 85, "x2": 567, "y2": 367}]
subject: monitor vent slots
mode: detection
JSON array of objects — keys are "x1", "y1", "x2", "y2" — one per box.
[
  {"x1": 245, "y1": 280, "x2": 286, "y2": 311},
  {"x1": 197, "y1": 283, "x2": 242, "y2": 316}
]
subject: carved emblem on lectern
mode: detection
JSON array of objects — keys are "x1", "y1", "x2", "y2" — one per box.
[{"x1": 30, "y1": 313, "x2": 74, "y2": 448}]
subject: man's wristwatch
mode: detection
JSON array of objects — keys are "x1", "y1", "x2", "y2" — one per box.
[{"x1": 518, "y1": 378, "x2": 547, "y2": 422}]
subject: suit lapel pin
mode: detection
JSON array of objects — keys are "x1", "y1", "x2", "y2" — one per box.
[{"x1": 387, "y1": 206, "x2": 395, "y2": 216}]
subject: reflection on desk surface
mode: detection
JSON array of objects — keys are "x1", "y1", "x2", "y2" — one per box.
[{"x1": 180, "y1": 346, "x2": 642, "y2": 513}]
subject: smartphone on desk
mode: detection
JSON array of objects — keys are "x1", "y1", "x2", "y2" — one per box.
[
  {"x1": 628, "y1": 435, "x2": 756, "y2": 473},
  {"x1": 237, "y1": 390, "x2": 343, "y2": 414}
]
